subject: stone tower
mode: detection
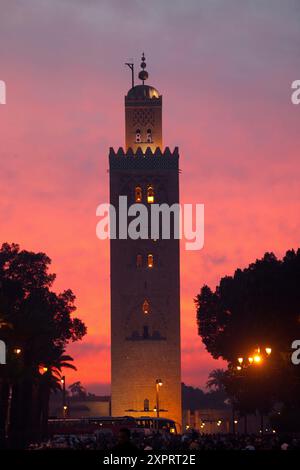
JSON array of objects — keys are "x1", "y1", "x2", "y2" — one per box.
[{"x1": 109, "y1": 54, "x2": 181, "y2": 429}]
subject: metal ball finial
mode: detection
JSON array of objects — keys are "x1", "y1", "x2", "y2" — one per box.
[
  {"x1": 139, "y1": 52, "x2": 148, "y2": 84},
  {"x1": 141, "y1": 52, "x2": 146, "y2": 69}
]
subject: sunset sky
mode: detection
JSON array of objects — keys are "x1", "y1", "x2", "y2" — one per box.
[{"x1": 0, "y1": 0, "x2": 299, "y2": 394}]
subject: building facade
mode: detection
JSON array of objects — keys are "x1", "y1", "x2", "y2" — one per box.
[{"x1": 110, "y1": 55, "x2": 181, "y2": 429}]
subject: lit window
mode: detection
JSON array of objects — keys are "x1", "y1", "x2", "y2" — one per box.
[
  {"x1": 144, "y1": 398, "x2": 150, "y2": 411},
  {"x1": 136, "y1": 254, "x2": 143, "y2": 267},
  {"x1": 147, "y1": 185, "x2": 154, "y2": 204},
  {"x1": 135, "y1": 186, "x2": 142, "y2": 203},
  {"x1": 146, "y1": 128, "x2": 152, "y2": 143},
  {"x1": 147, "y1": 254, "x2": 154, "y2": 268},
  {"x1": 135, "y1": 129, "x2": 141, "y2": 143},
  {"x1": 142, "y1": 299, "x2": 150, "y2": 314}
]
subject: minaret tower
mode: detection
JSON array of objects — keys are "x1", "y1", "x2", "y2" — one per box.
[
  {"x1": 109, "y1": 55, "x2": 181, "y2": 429},
  {"x1": 125, "y1": 53, "x2": 162, "y2": 152}
]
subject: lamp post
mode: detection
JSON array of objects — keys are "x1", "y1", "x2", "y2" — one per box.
[
  {"x1": 232, "y1": 406, "x2": 236, "y2": 435},
  {"x1": 61, "y1": 376, "x2": 66, "y2": 418},
  {"x1": 5, "y1": 347, "x2": 22, "y2": 440},
  {"x1": 155, "y1": 379, "x2": 163, "y2": 418},
  {"x1": 236, "y1": 345, "x2": 272, "y2": 371},
  {"x1": 235, "y1": 346, "x2": 273, "y2": 435}
]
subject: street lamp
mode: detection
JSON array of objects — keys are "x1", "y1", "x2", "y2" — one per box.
[
  {"x1": 5, "y1": 347, "x2": 23, "y2": 440},
  {"x1": 39, "y1": 365, "x2": 48, "y2": 375},
  {"x1": 63, "y1": 405, "x2": 68, "y2": 418},
  {"x1": 61, "y1": 376, "x2": 66, "y2": 418},
  {"x1": 265, "y1": 347, "x2": 272, "y2": 356},
  {"x1": 253, "y1": 354, "x2": 262, "y2": 364},
  {"x1": 155, "y1": 379, "x2": 163, "y2": 418}
]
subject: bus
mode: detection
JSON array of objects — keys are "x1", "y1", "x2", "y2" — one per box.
[{"x1": 48, "y1": 416, "x2": 178, "y2": 437}]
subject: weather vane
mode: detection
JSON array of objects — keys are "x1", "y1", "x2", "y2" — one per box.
[
  {"x1": 125, "y1": 53, "x2": 149, "y2": 88},
  {"x1": 125, "y1": 60, "x2": 134, "y2": 89}
]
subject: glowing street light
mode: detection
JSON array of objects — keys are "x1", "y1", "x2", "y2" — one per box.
[
  {"x1": 253, "y1": 354, "x2": 262, "y2": 364},
  {"x1": 61, "y1": 375, "x2": 66, "y2": 418},
  {"x1": 155, "y1": 379, "x2": 163, "y2": 418},
  {"x1": 63, "y1": 405, "x2": 68, "y2": 418},
  {"x1": 237, "y1": 357, "x2": 243, "y2": 364},
  {"x1": 248, "y1": 357, "x2": 254, "y2": 364},
  {"x1": 14, "y1": 348, "x2": 21, "y2": 355},
  {"x1": 265, "y1": 347, "x2": 272, "y2": 356}
]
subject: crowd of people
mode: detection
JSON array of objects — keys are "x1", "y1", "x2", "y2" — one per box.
[{"x1": 29, "y1": 428, "x2": 300, "y2": 452}]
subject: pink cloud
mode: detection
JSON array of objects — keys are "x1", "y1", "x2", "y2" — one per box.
[{"x1": 0, "y1": 0, "x2": 299, "y2": 393}]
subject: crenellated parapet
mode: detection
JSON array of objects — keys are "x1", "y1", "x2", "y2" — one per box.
[
  {"x1": 109, "y1": 146, "x2": 178, "y2": 158},
  {"x1": 109, "y1": 146, "x2": 179, "y2": 170}
]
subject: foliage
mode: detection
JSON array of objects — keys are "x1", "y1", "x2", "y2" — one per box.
[
  {"x1": 195, "y1": 249, "x2": 300, "y2": 418},
  {"x1": 0, "y1": 243, "x2": 87, "y2": 447},
  {"x1": 182, "y1": 382, "x2": 229, "y2": 411}
]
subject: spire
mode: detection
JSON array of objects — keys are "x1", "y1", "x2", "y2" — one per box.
[{"x1": 138, "y1": 52, "x2": 149, "y2": 85}]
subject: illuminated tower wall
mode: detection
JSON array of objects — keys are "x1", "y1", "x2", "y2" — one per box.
[{"x1": 109, "y1": 56, "x2": 181, "y2": 429}]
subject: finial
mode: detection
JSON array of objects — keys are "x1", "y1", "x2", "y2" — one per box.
[{"x1": 138, "y1": 52, "x2": 149, "y2": 85}]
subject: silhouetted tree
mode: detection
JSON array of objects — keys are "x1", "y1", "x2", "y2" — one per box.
[
  {"x1": 206, "y1": 369, "x2": 226, "y2": 392},
  {"x1": 0, "y1": 243, "x2": 86, "y2": 448},
  {"x1": 182, "y1": 383, "x2": 228, "y2": 411},
  {"x1": 195, "y1": 249, "x2": 300, "y2": 422},
  {"x1": 69, "y1": 381, "x2": 87, "y2": 399}
]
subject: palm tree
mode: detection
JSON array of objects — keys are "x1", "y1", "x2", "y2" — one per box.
[
  {"x1": 38, "y1": 349, "x2": 76, "y2": 438},
  {"x1": 0, "y1": 243, "x2": 86, "y2": 448},
  {"x1": 69, "y1": 381, "x2": 86, "y2": 399},
  {"x1": 206, "y1": 369, "x2": 226, "y2": 392}
]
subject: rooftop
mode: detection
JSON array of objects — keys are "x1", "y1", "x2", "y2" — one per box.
[{"x1": 126, "y1": 84, "x2": 160, "y2": 100}]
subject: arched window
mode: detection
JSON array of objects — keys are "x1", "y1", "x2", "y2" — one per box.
[
  {"x1": 136, "y1": 254, "x2": 143, "y2": 268},
  {"x1": 147, "y1": 254, "x2": 154, "y2": 268},
  {"x1": 147, "y1": 185, "x2": 154, "y2": 204},
  {"x1": 135, "y1": 186, "x2": 142, "y2": 203},
  {"x1": 144, "y1": 398, "x2": 150, "y2": 412},
  {"x1": 143, "y1": 326, "x2": 149, "y2": 339},
  {"x1": 135, "y1": 129, "x2": 141, "y2": 143},
  {"x1": 146, "y1": 128, "x2": 152, "y2": 143},
  {"x1": 142, "y1": 299, "x2": 150, "y2": 314}
]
